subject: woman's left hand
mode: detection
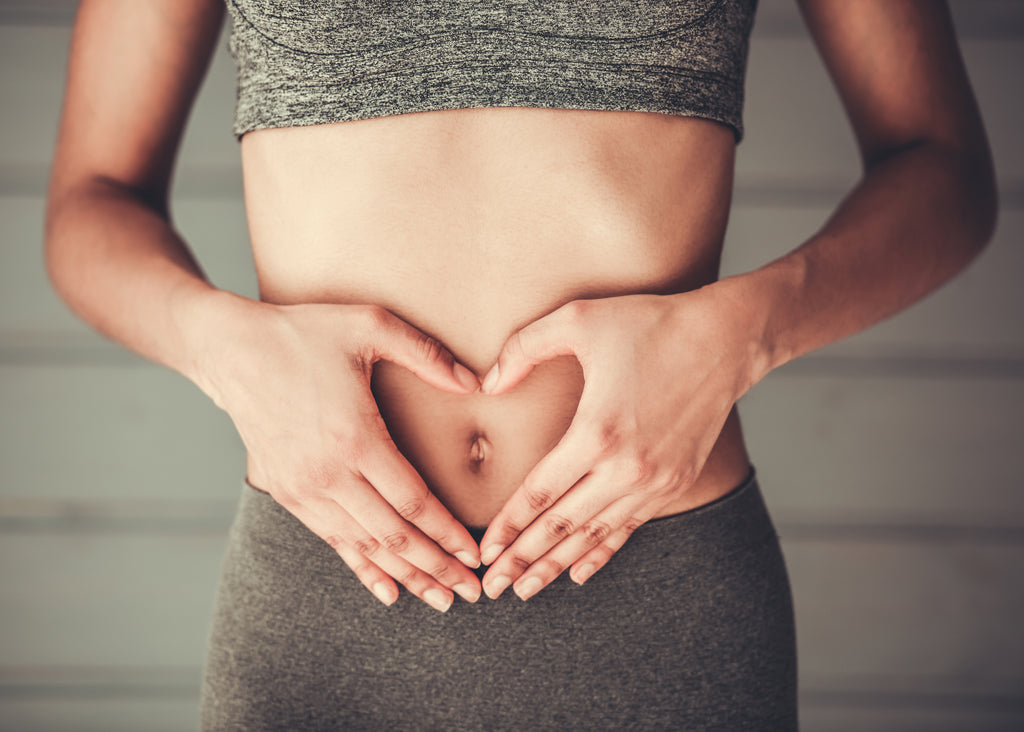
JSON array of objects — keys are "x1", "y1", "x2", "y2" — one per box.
[{"x1": 477, "y1": 284, "x2": 767, "y2": 600}]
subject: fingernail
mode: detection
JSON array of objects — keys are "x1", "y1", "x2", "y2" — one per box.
[
  {"x1": 456, "y1": 550, "x2": 481, "y2": 569},
  {"x1": 515, "y1": 576, "x2": 543, "y2": 601},
  {"x1": 372, "y1": 582, "x2": 397, "y2": 606},
  {"x1": 572, "y1": 564, "x2": 595, "y2": 585},
  {"x1": 423, "y1": 588, "x2": 453, "y2": 613},
  {"x1": 453, "y1": 363, "x2": 480, "y2": 391},
  {"x1": 480, "y1": 544, "x2": 504, "y2": 566},
  {"x1": 480, "y1": 365, "x2": 500, "y2": 394},
  {"x1": 453, "y1": 581, "x2": 481, "y2": 603},
  {"x1": 484, "y1": 574, "x2": 511, "y2": 600}
]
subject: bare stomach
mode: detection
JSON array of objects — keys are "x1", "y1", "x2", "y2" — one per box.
[{"x1": 240, "y1": 106, "x2": 753, "y2": 528}]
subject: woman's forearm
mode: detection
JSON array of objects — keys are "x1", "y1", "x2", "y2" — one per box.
[
  {"x1": 44, "y1": 175, "x2": 489, "y2": 605},
  {"x1": 714, "y1": 138, "x2": 999, "y2": 386},
  {"x1": 44, "y1": 176, "x2": 234, "y2": 390}
]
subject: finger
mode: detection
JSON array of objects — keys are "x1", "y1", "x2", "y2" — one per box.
[
  {"x1": 332, "y1": 540, "x2": 399, "y2": 606},
  {"x1": 568, "y1": 502, "x2": 665, "y2": 586},
  {"x1": 480, "y1": 471, "x2": 609, "y2": 599},
  {"x1": 478, "y1": 418, "x2": 599, "y2": 568},
  {"x1": 278, "y1": 495, "x2": 402, "y2": 604},
  {"x1": 509, "y1": 494, "x2": 652, "y2": 601},
  {"x1": 335, "y1": 538, "x2": 459, "y2": 613},
  {"x1": 481, "y1": 469, "x2": 637, "y2": 596},
  {"x1": 480, "y1": 301, "x2": 582, "y2": 395},
  {"x1": 334, "y1": 472, "x2": 482, "y2": 601},
  {"x1": 370, "y1": 548, "x2": 459, "y2": 612},
  {"x1": 359, "y1": 439, "x2": 482, "y2": 569},
  {"x1": 289, "y1": 495, "x2": 469, "y2": 611},
  {"x1": 363, "y1": 305, "x2": 479, "y2": 393}
]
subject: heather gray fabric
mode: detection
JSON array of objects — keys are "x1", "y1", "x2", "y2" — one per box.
[
  {"x1": 199, "y1": 465, "x2": 797, "y2": 730},
  {"x1": 223, "y1": 0, "x2": 758, "y2": 143}
]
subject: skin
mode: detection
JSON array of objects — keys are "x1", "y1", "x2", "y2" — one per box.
[
  {"x1": 477, "y1": 0, "x2": 999, "y2": 599},
  {"x1": 45, "y1": 0, "x2": 996, "y2": 615}
]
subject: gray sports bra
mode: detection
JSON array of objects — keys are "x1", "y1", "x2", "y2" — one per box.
[{"x1": 224, "y1": 0, "x2": 758, "y2": 143}]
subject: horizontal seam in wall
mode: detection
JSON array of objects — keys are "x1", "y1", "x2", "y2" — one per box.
[
  {"x1": 2, "y1": 0, "x2": 1022, "y2": 39},
  {"x1": 3, "y1": 341, "x2": 1024, "y2": 375},
  {"x1": 3, "y1": 167, "x2": 1023, "y2": 207},
  {"x1": 2, "y1": 499, "x2": 1024, "y2": 543},
  {"x1": 2, "y1": 666, "x2": 1023, "y2": 708}
]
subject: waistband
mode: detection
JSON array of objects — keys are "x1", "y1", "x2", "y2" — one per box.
[
  {"x1": 238, "y1": 462, "x2": 775, "y2": 589},
  {"x1": 462, "y1": 462, "x2": 759, "y2": 544}
]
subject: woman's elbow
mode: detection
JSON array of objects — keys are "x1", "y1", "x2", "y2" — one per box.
[
  {"x1": 43, "y1": 190, "x2": 73, "y2": 300},
  {"x1": 951, "y1": 121, "x2": 1000, "y2": 256},
  {"x1": 936, "y1": 137, "x2": 999, "y2": 267},
  {"x1": 965, "y1": 150, "x2": 999, "y2": 255},
  {"x1": 42, "y1": 178, "x2": 88, "y2": 305}
]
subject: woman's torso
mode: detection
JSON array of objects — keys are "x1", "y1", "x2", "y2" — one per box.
[{"x1": 240, "y1": 106, "x2": 752, "y2": 528}]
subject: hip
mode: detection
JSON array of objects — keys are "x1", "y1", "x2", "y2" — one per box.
[{"x1": 201, "y1": 464, "x2": 797, "y2": 731}]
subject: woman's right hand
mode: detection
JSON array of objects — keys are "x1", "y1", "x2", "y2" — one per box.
[{"x1": 190, "y1": 291, "x2": 483, "y2": 611}]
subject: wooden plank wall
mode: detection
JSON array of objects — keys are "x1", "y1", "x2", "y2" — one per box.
[{"x1": 1, "y1": 1, "x2": 1022, "y2": 730}]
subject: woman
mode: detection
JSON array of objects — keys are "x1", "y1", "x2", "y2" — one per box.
[{"x1": 44, "y1": 0, "x2": 996, "y2": 729}]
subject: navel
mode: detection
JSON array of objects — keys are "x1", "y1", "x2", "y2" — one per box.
[{"x1": 467, "y1": 429, "x2": 490, "y2": 474}]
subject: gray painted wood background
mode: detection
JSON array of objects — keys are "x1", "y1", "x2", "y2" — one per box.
[{"x1": 1, "y1": 1, "x2": 1022, "y2": 730}]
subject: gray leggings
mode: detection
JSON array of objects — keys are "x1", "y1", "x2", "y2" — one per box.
[{"x1": 199, "y1": 465, "x2": 797, "y2": 731}]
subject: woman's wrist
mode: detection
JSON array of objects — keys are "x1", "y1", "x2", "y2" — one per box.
[
  {"x1": 174, "y1": 286, "x2": 270, "y2": 407},
  {"x1": 683, "y1": 269, "x2": 797, "y2": 395}
]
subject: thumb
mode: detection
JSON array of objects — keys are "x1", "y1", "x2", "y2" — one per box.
[
  {"x1": 367, "y1": 308, "x2": 479, "y2": 393},
  {"x1": 481, "y1": 304, "x2": 579, "y2": 395}
]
